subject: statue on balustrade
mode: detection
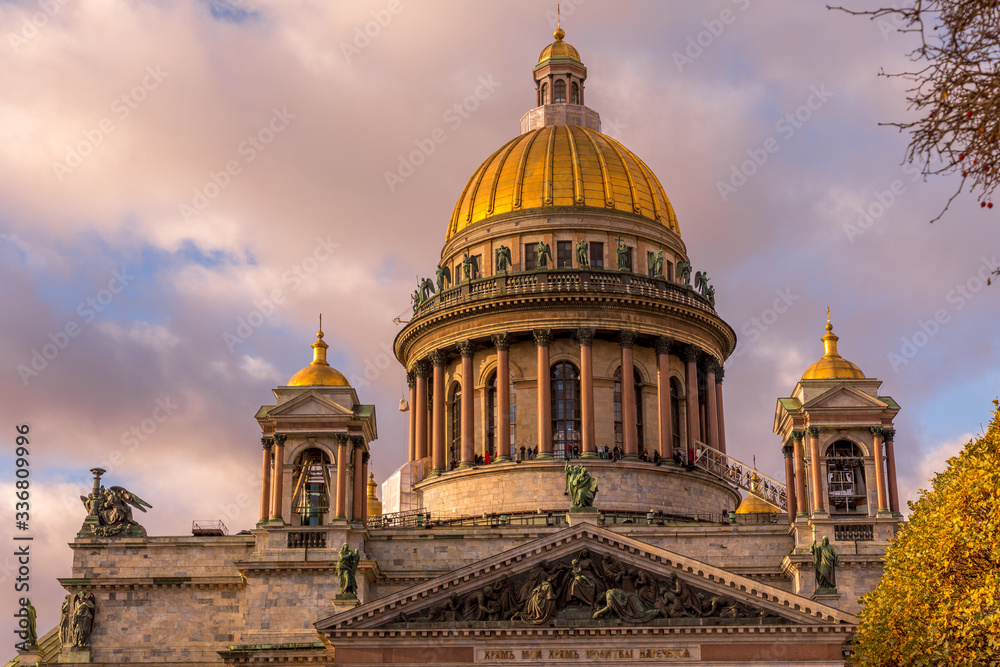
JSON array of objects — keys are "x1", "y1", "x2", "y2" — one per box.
[
  {"x1": 811, "y1": 537, "x2": 840, "y2": 593},
  {"x1": 462, "y1": 252, "x2": 479, "y2": 281},
  {"x1": 615, "y1": 237, "x2": 631, "y2": 271},
  {"x1": 435, "y1": 263, "x2": 451, "y2": 292},
  {"x1": 575, "y1": 240, "x2": 589, "y2": 267},
  {"x1": 495, "y1": 245, "x2": 512, "y2": 273},
  {"x1": 675, "y1": 259, "x2": 692, "y2": 286},
  {"x1": 419, "y1": 277, "x2": 435, "y2": 302},
  {"x1": 536, "y1": 242, "x2": 551, "y2": 268},
  {"x1": 647, "y1": 250, "x2": 664, "y2": 278}
]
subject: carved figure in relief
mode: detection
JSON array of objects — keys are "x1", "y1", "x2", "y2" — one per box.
[
  {"x1": 592, "y1": 588, "x2": 661, "y2": 623},
  {"x1": 567, "y1": 558, "x2": 596, "y2": 607},
  {"x1": 462, "y1": 585, "x2": 497, "y2": 621},
  {"x1": 512, "y1": 577, "x2": 557, "y2": 624}
]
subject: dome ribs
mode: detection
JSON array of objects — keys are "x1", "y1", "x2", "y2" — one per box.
[
  {"x1": 513, "y1": 130, "x2": 542, "y2": 211},
  {"x1": 564, "y1": 126, "x2": 585, "y2": 205},
  {"x1": 602, "y1": 134, "x2": 643, "y2": 216},
  {"x1": 580, "y1": 128, "x2": 614, "y2": 207},
  {"x1": 543, "y1": 126, "x2": 557, "y2": 205},
  {"x1": 486, "y1": 135, "x2": 522, "y2": 216}
]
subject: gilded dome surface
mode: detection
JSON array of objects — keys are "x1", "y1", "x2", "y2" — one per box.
[
  {"x1": 538, "y1": 29, "x2": 581, "y2": 63},
  {"x1": 801, "y1": 317, "x2": 865, "y2": 381},
  {"x1": 287, "y1": 328, "x2": 350, "y2": 387},
  {"x1": 446, "y1": 125, "x2": 679, "y2": 241}
]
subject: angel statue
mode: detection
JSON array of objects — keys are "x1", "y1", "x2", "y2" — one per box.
[
  {"x1": 80, "y1": 471, "x2": 152, "y2": 537},
  {"x1": 435, "y1": 263, "x2": 451, "y2": 292},
  {"x1": 694, "y1": 271, "x2": 712, "y2": 300},
  {"x1": 495, "y1": 245, "x2": 512, "y2": 273},
  {"x1": 675, "y1": 259, "x2": 692, "y2": 286}
]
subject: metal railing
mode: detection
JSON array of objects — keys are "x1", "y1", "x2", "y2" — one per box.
[
  {"x1": 366, "y1": 508, "x2": 731, "y2": 531},
  {"x1": 365, "y1": 507, "x2": 431, "y2": 529},
  {"x1": 191, "y1": 520, "x2": 228, "y2": 536},
  {"x1": 412, "y1": 268, "x2": 716, "y2": 319},
  {"x1": 692, "y1": 446, "x2": 788, "y2": 512}
]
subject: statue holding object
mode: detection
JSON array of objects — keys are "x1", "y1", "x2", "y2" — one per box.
[
  {"x1": 337, "y1": 542, "x2": 361, "y2": 597},
  {"x1": 675, "y1": 259, "x2": 692, "y2": 286},
  {"x1": 78, "y1": 468, "x2": 152, "y2": 538}
]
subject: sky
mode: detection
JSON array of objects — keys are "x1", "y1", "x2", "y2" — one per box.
[{"x1": 1, "y1": 0, "x2": 998, "y2": 645}]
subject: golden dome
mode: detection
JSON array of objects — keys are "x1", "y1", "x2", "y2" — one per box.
[
  {"x1": 287, "y1": 325, "x2": 350, "y2": 387},
  {"x1": 538, "y1": 28, "x2": 581, "y2": 63},
  {"x1": 735, "y1": 471, "x2": 780, "y2": 514},
  {"x1": 801, "y1": 311, "x2": 865, "y2": 381},
  {"x1": 366, "y1": 472, "x2": 383, "y2": 517},
  {"x1": 446, "y1": 125, "x2": 679, "y2": 241}
]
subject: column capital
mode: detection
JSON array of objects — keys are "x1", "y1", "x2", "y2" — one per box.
[
  {"x1": 791, "y1": 429, "x2": 805, "y2": 443},
  {"x1": 457, "y1": 340, "x2": 475, "y2": 358},
  {"x1": 351, "y1": 435, "x2": 366, "y2": 449},
  {"x1": 261, "y1": 436, "x2": 274, "y2": 449},
  {"x1": 491, "y1": 332, "x2": 511, "y2": 351},
  {"x1": 715, "y1": 366, "x2": 725, "y2": 382},
  {"x1": 577, "y1": 327, "x2": 596, "y2": 347},
  {"x1": 870, "y1": 425, "x2": 884, "y2": 438},
  {"x1": 682, "y1": 346, "x2": 699, "y2": 363},
  {"x1": 654, "y1": 336, "x2": 671, "y2": 355},
  {"x1": 273, "y1": 433, "x2": 287, "y2": 446},
  {"x1": 414, "y1": 360, "x2": 430, "y2": 377},
  {"x1": 882, "y1": 428, "x2": 896, "y2": 441},
  {"x1": 782, "y1": 444, "x2": 794, "y2": 458},
  {"x1": 533, "y1": 328, "x2": 552, "y2": 346},
  {"x1": 430, "y1": 349, "x2": 447, "y2": 367},
  {"x1": 807, "y1": 426, "x2": 820, "y2": 438},
  {"x1": 705, "y1": 357, "x2": 720, "y2": 375},
  {"x1": 618, "y1": 330, "x2": 636, "y2": 349},
  {"x1": 406, "y1": 371, "x2": 415, "y2": 389},
  {"x1": 362, "y1": 451, "x2": 371, "y2": 465},
  {"x1": 336, "y1": 434, "x2": 350, "y2": 446}
]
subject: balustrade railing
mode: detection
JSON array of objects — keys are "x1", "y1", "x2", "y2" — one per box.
[{"x1": 692, "y1": 445, "x2": 788, "y2": 512}]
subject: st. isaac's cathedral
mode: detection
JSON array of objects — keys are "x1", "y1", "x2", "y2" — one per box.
[{"x1": 14, "y1": 26, "x2": 907, "y2": 667}]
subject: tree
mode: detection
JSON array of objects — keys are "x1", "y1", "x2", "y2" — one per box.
[
  {"x1": 833, "y1": 1, "x2": 1000, "y2": 231},
  {"x1": 851, "y1": 400, "x2": 1000, "y2": 666}
]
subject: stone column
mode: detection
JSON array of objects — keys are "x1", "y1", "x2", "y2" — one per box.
[
  {"x1": 715, "y1": 367, "x2": 727, "y2": 455},
  {"x1": 620, "y1": 331, "x2": 638, "y2": 460},
  {"x1": 655, "y1": 337, "x2": 672, "y2": 462},
  {"x1": 492, "y1": 333, "x2": 512, "y2": 462},
  {"x1": 431, "y1": 350, "x2": 446, "y2": 474},
  {"x1": 683, "y1": 348, "x2": 701, "y2": 461},
  {"x1": 883, "y1": 428, "x2": 900, "y2": 514},
  {"x1": 415, "y1": 362, "x2": 429, "y2": 461},
  {"x1": 270, "y1": 433, "x2": 286, "y2": 522},
  {"x1": 704, "y1": 359, "x2": 720, "y2": 451},
  {"x1": 406, "y1": 372, "x2": 416, "y2": 462},
  {"x1": 259, "y1": 436, "x2": 273, "y2": 524},
  {"x1": 351, "y1": 438, "x2": 365, "y2": 522},
  {"x1": 361, "y1": 452, "x2": 370, "y2": 519},
  {"x1": 871, "y1": 427, "x2": 889, "y2": 514},
  {"x1": 335, "y1": 434, "x2": 349, "y2": 520},
  {"x1": 808, "y1": 427, "x2": 825, "y2": 515},
  {"x1": 578, "y1": 328, "x2": 597, "y2": 458},
  {"x1": 534, "y1": 329, "x2": 553, "y2": 458},
  {"x1": 458, "y1": 341, "x2": 475, "y2": 467},
  {"x1": 792, "y1": 430, "x2": 808, "y2": 517},
  {"x1": 782, "y1": 445, "x2": 796, "y2": 524}
]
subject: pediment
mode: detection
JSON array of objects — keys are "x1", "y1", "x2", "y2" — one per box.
[
  {"x1": 266, "y1": 391, "x2": 355, "y2": 418},
  {"x1": 802, "y1": 384, "x2": 887, "y2": 411},
  {"x1": 316, "y1": 524, "x2": 855, "y2": 635}
]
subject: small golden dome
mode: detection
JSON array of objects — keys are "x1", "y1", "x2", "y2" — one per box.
[
  {"x1": 446, "y1": 125, "x2": 679, "y2": 241},
  {"x1": 801, "y1": 311, "x2": 865, "y2": 381},
  {"x1": 538, "y1": 28, "x2": 580, "y2": 63},
  {"x1": 366, "y1": 472, "x2": 383, "y2": 517},
  {"x1": 287, "y1": 325, "x2": 350, "y2": 387},
  {"x1": 735, "y1": 470, "x2": 780, "y2": 514}
]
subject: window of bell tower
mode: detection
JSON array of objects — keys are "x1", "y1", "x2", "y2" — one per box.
[
  {"x1": 291, "y1": 448, "x2": 332, "y2": 526},
  {"x1": 826, "y1": 440, "x2": 869, "y2": 514},
  {"x1": 554, "y1": 79, "x2": 567, "y2": 103},
  {"x1": 570, "y1": 81, "x2": 580, "y2": 104}
]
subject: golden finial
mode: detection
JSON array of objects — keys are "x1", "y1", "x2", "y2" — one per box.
[
  {"x1": 821, "y1": 308, "x2": 841, "y2": 359},
  {"x1": 554, "y1": 3, "x2": 565, "y2": 40},
  {"x1": 318, "y1": 313, "x2": 324, "y2": 338},
  {"x1": 826, "y1": 306, "x2": 832, "y2": 333},
  {"x1": 310, "y1": 317, "x2": 330, "y2": 367}
]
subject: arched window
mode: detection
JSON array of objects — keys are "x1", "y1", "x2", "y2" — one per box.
[
  {"x1": 540, "y1": 82, "x2": 549, "y2": 105},
  {"x1": 291, "y1": 448, "x2": 332, "y2": 526},
  {"x1": 570, "y1": 82, "x2": 580, "y2": 104},
  {"x1": 554, "y1": 79, "x2": 567, "y2": 103},
  {"x1": 613, "y1": 366, "x2": 644, "y2": 452},
  {"x1": 449, "y1": 384, "x2": 461, "y2": 465},
  {"x1": 551, "y1": 362, "x2": 580, "y2": 458},
  {"x1": 487, "y1": 370, "x2": 517, "y2": 459},
  {"x1": 827, "y1": 441, "x2": 868, "y2": 514},
  {"x1": 670, "y1": 377, "x2": 682, "y2": 458}
]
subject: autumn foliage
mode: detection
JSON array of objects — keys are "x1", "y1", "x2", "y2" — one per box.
[{"x1": 852, "y1": 400, "x2": 1000, "y2": 666}]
